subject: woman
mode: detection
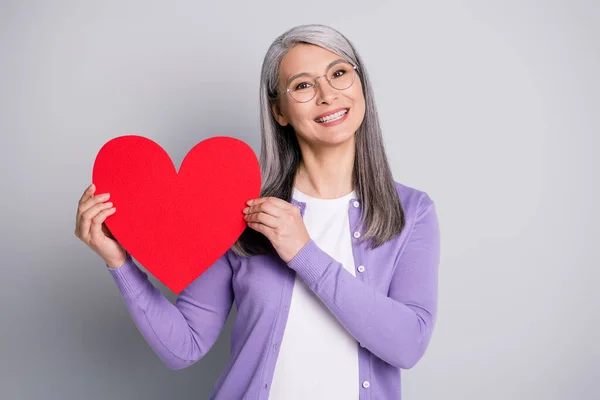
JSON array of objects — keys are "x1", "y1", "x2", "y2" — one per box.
[{"x1": 75, "y1": 24, "x2": 440, "y2": 400}]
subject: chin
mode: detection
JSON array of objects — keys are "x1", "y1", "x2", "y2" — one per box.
[{"x1": 318, "y1": 130, "x2": 356, "y2": 147}]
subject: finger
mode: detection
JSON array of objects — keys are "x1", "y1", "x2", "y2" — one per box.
[
  {"x1": 249, "y1": 197, "x2": 293, "y2": 215},
  {"x1": 79, "y1": 201, "x2": 114, "y2": 240},
  {"x1": 78, "y1": 192, "x2": 111, "y2": 219},
  {"x1": 248, "y1": 201, "x2": 284, "y2": 218},
  {"x1": 247, "y1": 220, "x2": 273, "y2": 238},
  {"x1": 264, "y1": 196, "x2": 296, "y2": 212},
  {"x1": 76, "y1": 184, "x2": 96, "y2": 226},
  {"x1": 90, "y1": 207, "x2": 116, "y2": 241},
  {"x1": 79, "y1": 183, "x2": 96, "y2": 205},
  {"x1": 246, "y1": 211, "x2": 278, "y2": 229},
  {"x1": 248, "y1": 196, "x2": 292, "y2": 208}
]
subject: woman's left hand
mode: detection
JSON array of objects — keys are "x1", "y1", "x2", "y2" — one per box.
[{"x1": 243, "y1": 197, "x2": 310, "y2": 263}]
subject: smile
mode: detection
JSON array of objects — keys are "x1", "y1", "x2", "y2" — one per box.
[{"x1": 315, "y1": 108, "x2": 349, "y2": 123}]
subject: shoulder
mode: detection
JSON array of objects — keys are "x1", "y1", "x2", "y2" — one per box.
[
  {"x1": 388, "y1": 181, "x2": 439, "y2": 253},
  {"x1": 392, "y1": 180, "x2": 435, "y2": 214}
]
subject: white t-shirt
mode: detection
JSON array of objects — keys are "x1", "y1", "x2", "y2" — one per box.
[{"x1": 269, "y1": 187, "x2": 359, "y2": 400}]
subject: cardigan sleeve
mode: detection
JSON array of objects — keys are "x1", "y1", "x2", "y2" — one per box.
[
  {"x1": 106, "y1": 250, "x2": 234, "y2": 370},
  {"x1": 287, "y1": 193, "x2": 440, "y2": 369}
]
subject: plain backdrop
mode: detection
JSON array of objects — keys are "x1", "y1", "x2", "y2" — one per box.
[{"x1": 1, "y1": 0, "x2": 598, "y2": 399}]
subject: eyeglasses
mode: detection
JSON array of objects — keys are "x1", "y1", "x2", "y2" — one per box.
[{"x1": 274, "y1": 60, "x2": 358, "y2": 103}]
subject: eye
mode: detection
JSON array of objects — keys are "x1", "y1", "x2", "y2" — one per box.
[
  {"x1": 294, "y1": 81, "x2": 313, "y2": 91},
  {"x1": 332, "y1": 69, "x2": 346, "y2": 78}
]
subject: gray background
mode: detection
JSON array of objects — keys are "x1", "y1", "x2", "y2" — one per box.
[{"x1": 1, "y1": 0, "x2": 598, "y2": 399}]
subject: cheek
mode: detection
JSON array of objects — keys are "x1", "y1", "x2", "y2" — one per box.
[
  {"x1": 353, "y1": 84, "x2": 366, "y2": 107},
  {"x1": 286, "y1": 104, "x2": 314, "y2": 127},
  {"x1": 351, "y1": 88, "x2": 366, "y2": 119}
]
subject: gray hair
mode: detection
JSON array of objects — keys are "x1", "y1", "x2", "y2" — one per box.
[{"x1": 232, "y1": 24, "x2": 405, "y2": 257}]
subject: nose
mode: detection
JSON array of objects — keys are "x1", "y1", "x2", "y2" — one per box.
[{"x1": 315, "y1": 75, "x2": 337, "y2": 104}]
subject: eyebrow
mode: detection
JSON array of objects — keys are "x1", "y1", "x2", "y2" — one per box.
[{"x1": 285, "y1": 58, "x2": 348, "y2": 86}]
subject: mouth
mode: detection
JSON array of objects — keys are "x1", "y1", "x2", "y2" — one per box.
[{"x1": 314, "y1": 108, "x2": 349, "y2": 124}]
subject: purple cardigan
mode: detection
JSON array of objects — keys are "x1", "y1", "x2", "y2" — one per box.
[{"x1": 107, "y1": 181, "x2": 440, "y2": 399}]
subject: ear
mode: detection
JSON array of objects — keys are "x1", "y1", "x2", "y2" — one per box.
[{"x1": 271, "y1": 102, "x2": 289, "y2": 127}]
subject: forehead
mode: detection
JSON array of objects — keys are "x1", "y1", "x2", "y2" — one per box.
[{"x1": 279, "y1": 44, "x2": 343, "y2": 79}]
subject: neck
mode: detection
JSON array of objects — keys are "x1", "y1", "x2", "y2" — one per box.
[{"x1": 293, "y1": 136, "x2": 355, "y2": 199}]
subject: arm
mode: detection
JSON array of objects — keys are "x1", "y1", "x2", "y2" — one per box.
[
  {"x1": 287, "y1": 194, "x2": 440, "y2": 369},
  {"x1": 106, "y1": 251, "x2": 234, "y2": 370}
]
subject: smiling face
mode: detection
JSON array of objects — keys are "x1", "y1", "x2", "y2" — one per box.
[{"x1": 271, "y1": 44, "x2": 366, "y2": 148}]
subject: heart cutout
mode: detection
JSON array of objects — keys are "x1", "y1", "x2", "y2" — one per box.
[{"x1": 92, "y1": 135, "x2": 261, "y2": 294}]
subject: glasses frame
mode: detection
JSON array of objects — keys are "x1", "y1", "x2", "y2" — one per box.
[{"x1": 274, "y1": 61, "x2": 359, "y2": 103}]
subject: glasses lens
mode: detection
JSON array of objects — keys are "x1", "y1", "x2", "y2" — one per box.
[
  {"x1": 286, "y1": 62, "x2": 357, "y2": 102},
  {"x1": 288, "y1": 76, "x2": 316, "y2": 103},
  {"x1": 327, "y1": 62, "x2": 356, "y2": 90}
]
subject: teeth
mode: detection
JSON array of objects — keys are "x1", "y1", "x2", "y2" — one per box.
[{"x1": 316, "y1": 109, "x2": 348, "y2": 123}]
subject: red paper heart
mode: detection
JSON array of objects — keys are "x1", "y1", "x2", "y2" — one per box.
[{"x1": 92, "y1": 135, "x2": 261, "y2": 294}]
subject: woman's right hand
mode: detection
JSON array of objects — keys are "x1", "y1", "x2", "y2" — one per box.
[{"x1": 74, "y1": 183, "x2": 127, "y2": 268}]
